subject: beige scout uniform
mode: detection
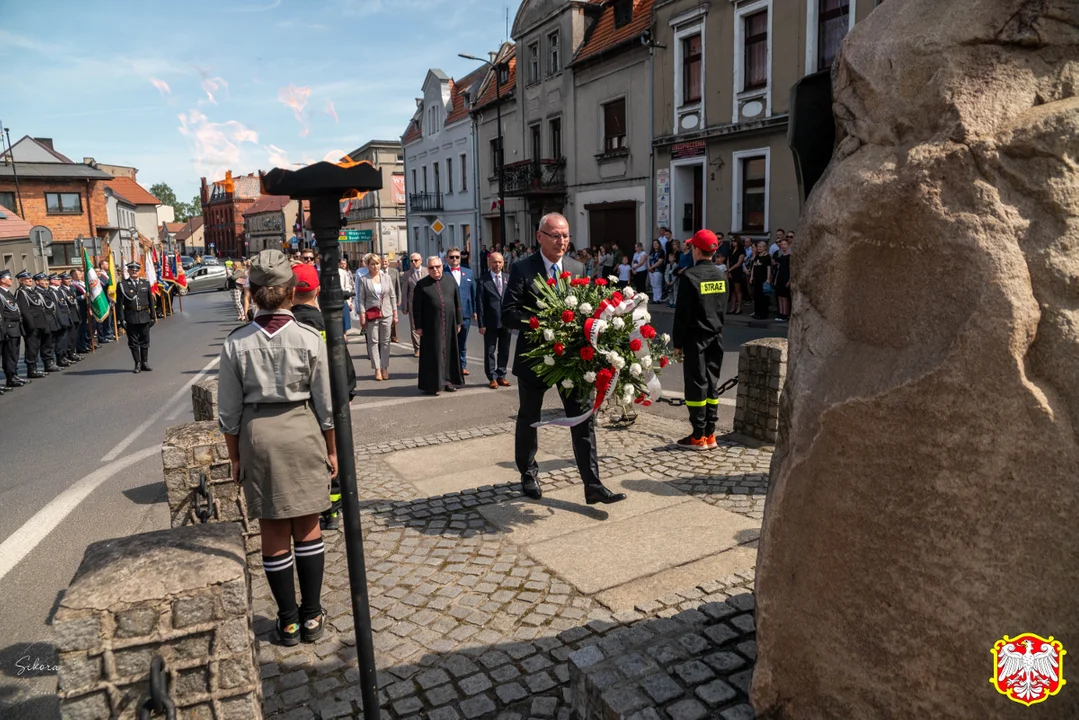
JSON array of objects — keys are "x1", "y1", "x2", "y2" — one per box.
[{"x1": 218, "y1": 309, "x2": 334, "y2": 519}]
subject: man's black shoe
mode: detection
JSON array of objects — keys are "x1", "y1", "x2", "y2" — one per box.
[
  {"x1": 13, "y1": 377, "x2": 29, "y2": 385},
  {"x1": 5, "y1": 380, "x2": 21, "y2": 388},
  {"x1": 55, "y1": 360, "x2": 70, "y2": 368},
  {"x1": 521, "y1": 476, "x2": 542, "y2": 499},
  {"x1": 585, "y1": 485, "x2": 627, "y2": 505},
  {"x1": 44, "y1": 364, "x2": 61, "y2": 372},
  {"x1": 133, "y1": 364, "x2": 141, "y2": 374},
  {"x1": 141, "y1": 363, "x2": 153, "y2": 372},
  {"x1": 28, "y1": 370, "x2": 46, "y2": 379},
  {"x1": 443, "y1": 384, "x2": 457, "y2": 392}
]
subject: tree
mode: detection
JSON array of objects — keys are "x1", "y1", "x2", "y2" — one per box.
[
  {"x1": 149, "y1": 182, "x2": 178, "y2": 208},
  {"x1": 189, "y1": 194, "x2": 202, "y2": 218}
]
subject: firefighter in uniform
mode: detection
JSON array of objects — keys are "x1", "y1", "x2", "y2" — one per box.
[
  {"x1": 34, "y1": 273, "x2": 61, "y2": 372},
  {"x1": 15, "y1": 271, "x2": 49, "y2": 378},
  {"x1": 0, "y1": 269, "x2": 27, "y2": 392},
  {"x1": 60, "y1": 272, "x2": 84, "y2": 362},
  {"x1": 117, "y1": 262, "x2": 155, "y2": 373},
  {"x1": 48, "y1": 273, "x2": 73, "y2": 366},
  {"x1": 672, "y1": 229, "x2": 727, "y2": 451}
]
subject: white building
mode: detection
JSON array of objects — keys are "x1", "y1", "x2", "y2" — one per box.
[
  {"x1": 402, "y1": 66, "x2": 487, "y2": 260},
  {"x1": 102, "y1": 186, "x2": 137, "y2": 263}
]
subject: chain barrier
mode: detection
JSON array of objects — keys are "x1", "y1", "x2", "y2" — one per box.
[
  {"x1": 193, "y1": 472, "x2": 213, "y2": 524},
  {"x1": 659, "y1": 377, "x2": 738, "y2": 407},
  {"x1": 137, "y1": 656, "x2": 176, "y2": 720}
]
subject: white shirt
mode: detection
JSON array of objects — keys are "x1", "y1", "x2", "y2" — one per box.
[
  {"x1": 769, "y1": 242, "x2": 780, "y2": 257},
  {"x1": 540, "y1": 253, "x2": 562, "y2": 280},
  {"x1": 632, "y1": 251, "x2": 648, "y2": 270},
  {"x1": 449, "y1": 265, "x2": 463, "y2": 286},
  {"x1": 617, "y1": 264, "x2": 631, "y2": 282}
]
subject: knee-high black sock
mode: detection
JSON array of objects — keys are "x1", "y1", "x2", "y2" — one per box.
[
  {"x1": 263, "y1": 552, "x2": 299, "y2": 625},
  {"x1": 294, "y1": 538, "x2": 325, "y2": 622}
]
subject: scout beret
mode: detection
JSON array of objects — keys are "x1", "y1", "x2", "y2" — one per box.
[{"x1": 249, "y1": 249, "x2": 293, "y2": 287}]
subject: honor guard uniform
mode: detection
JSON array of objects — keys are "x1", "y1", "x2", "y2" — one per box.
[
  {"x1": 0, "y1": 269, "x2": 27, "y2": 392},
  {"x1": 117, "y1": 262, "x2": 155, "y2": 373},
  {"x1": 15, "y1": 271, "x2": 49, "y2": 377},
  {"x1": 672, "y1": 230, "x2": 727, "y2": 451},
  {"x1": 60, "y1": 273, "x2": 84, "y2": 362},
  {"x1": 48, "y1": 273, "x2": 73, "y2": 366},
  {"x1": 34, "y1": 273, "x2": 61, "y2": 372}
]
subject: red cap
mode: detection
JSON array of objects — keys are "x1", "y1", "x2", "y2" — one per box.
[
  {"x1": 293, "y1": 264, "x2": 319, "y2": 292},
  {"x1": 687, "y1": 229, "x2": 719, "y2": 252}
]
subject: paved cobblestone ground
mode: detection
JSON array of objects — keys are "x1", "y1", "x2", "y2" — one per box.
[{"x1": 253, "y1": 414, "x2": 771, "y2": 719}]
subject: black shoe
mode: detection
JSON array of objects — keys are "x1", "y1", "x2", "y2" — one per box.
[
  {"x1": 55, "y1": 360, "x2": 70, "y2": 368},
  {"x1": 70, "y1": 354, "x2": 84, "y2": 362},
  {"x1": 28, "y1": 370, "x2": 46, "y2": 379},
  {"x1": 44, "y1": 364, "x2": 61, "y2": 372},
  {"x1": 585, "y1": 485, "x2": 627, "y2": 505},
  {"x1": 443, "y1": 384, "x2": 457, "y2": 392},
  {"x1": 5, "y1": 380, "x2": 21, "y2": 388},
  {"x1": 140, "y1": 363, "x2": 153, "y2": 372},
  {"x1": 133, "y1": 365, "x2": 141, "y2": 374},
  {"x1": 12, "y1": 377, "x2": 29, "y2": 385},
  {"x1": 521, "y1": 476, "x2": 542, "y2": 499},
  {"x1": 321, "y1": 512, "x2": 341, "y2": 531},
  {"x1": 301, "y1": 608, "x2": 326, "y2": 643},
  {"x1": 278, "y1": 618, "x2": 301, "y2": 647}
]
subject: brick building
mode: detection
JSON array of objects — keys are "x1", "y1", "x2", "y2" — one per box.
[
  {"x1": 0, "y1": 136, "x2": 112, "y2": 268},
  {"x1": 199, "y1": 172, "x2": 261, "y2": 258}
]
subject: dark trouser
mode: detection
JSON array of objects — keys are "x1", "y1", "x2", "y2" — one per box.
[
  {"x1": 633, "y1": 271, "x2": 648, "y2": 293},
  {"x1": 515, "y1": 379, "x2": 600, "y2": 486},
  {"x1": 458, "y1": 318, "x2": 471, "y2": 370},
  {"x1": 77, "y1": 319, "x2": 92, "y2": 352},
  {"x1": 127, "y1": 323, "x2": 150, "y2": 364},
  {"x1": 406, "y1": 313, "x2": 420, "y2": 353},
  {"x1": 24, "y1": 328, "x2": 44, "y2": 370},
  {"x1": 683, "y1": 334, "x2": 724, "y2": 438},
  {"x1": 67, "y1": 322, "x2": 80, "y2": 356},
  {"x1": 52, "y1": 327, "x2": 68, "y2": 362},
  {"x1": 753, "y1": 282, "x2": 769, "y2": 317},
  {"x1": 2, "y1": 334, "x2": 20, "y2": 380},
  {"x1": 483, "y1": 326, "x2": 511, "y2": 381}
]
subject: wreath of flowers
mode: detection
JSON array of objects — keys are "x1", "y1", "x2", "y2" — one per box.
[{"x1": 522, "y1": 273, "x2": 670, "y2": 427}]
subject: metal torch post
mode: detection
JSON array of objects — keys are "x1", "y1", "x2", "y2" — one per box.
[{"x1": 310, "y1": 195, "x2": 380, "y2": 720}]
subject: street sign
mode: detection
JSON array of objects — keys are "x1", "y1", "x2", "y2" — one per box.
[
  {"x1": 356, "y1": 229, "x2": 372, "y2": 242},
  {"x1": 30, "y1": 226, "x2": 53, "y2": 259},
  {"x1": 430, "y1": 219, "x2": 445, "y2": 235}
]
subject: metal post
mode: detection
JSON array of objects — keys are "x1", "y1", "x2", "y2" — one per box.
[
  {"x1": 2, "y1": 126, "x2": 25, "y2": 218},
  {"x1": 310, "y1": 196, "x2": 380, "y2": 720},
  {"x1": 495, "y1": 70, "x2": 507, "y2": 249}
]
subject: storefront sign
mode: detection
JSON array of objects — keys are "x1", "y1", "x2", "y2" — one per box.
[
  {"x1": 671, "y1": 140, "x2": 707, "y2": 160},
  {"x1": 656, "y1": 169, "x2": 670, "y2": 228}
]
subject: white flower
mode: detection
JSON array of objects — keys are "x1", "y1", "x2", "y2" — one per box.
[
  {"x1": 612, "y1": 317, "x2": 625, "y2": 330},
  {"x1": 629, "y1": 363, "x2": 643, "y2": 378},
  {"x1": 622, "y1": 387, "x2": 635, "y2": 403},
  {"x1": 543, "y1": 328, "x2": 555, "y2": 342},
  {"x1": 623, "y1": 286, "x2": 636, "y2": 298},
  {"x1": 564, "y1": 295, "x2": 578, "y2": 307},
  {"x1": 583, "y1": 371, "x2": 597, "y2": 383},
  {"x1": 579, "y1": 302, "x2": 593, "y2": 315},
  {"x1": 608, "y1": 275, "x2": 620, "y2": 284},
  {"x1": 561, "y1": 379, "x2": 574, "y2": 389},
  {"x1": 536, "y1": 300, "x2": 547, "y2": 309},
  {"x1": 660, "y1": 333, "x2": 671, "y2": 344},
  {"x1": 609, "y1": 354, "x2": 626, "y2": 370},
  {"x1": 594, "y1": 319, "x2": 608, "y2": 333},
  {"x1": 543, "y1": 355, "x2": 555, "y2": 366},
  {"x1": 641, "y1": 356, "x2": 653, "y2": 369},
  {"x1": 640, "y1": 312, "x2": 651, "y2": 324}
]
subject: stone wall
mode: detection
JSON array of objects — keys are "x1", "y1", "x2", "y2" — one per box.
[
  {"x1": 54, "y1": 524, "x2": 261, "y2": 720},
  {"x1": 733, "y1": 339, "x2": 787, "y2": 444},
  {"x1": 162, "y1": 421, "x2": 261, "y2": 568},
  {"x1": 192, "y1": 378, "x2": 218, "y2": 423}
]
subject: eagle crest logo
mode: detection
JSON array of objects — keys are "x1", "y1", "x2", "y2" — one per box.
[{"x1": 991, "y1": 633, "x2": 1066, "y2": 706}]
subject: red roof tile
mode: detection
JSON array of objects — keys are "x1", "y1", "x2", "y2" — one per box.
[
  {"x1": 175, "y1": 216, "x2": 204, "y2": 242},
  {"x1": 473, "y1": 45, "x2": 517, "y2": 112},
  {"x1": 0, "y1": 204, "x2": 32, "y2": 241},
  {"x1": 402, "y1": 109, "x2": 423, "y2": 145},
  {"x1": 104, "y1": 176, "x2": 161, "y2": 206},
  {"x1": 446, "y1": 67, "x2": 489, "y2": 125},
  {"x1": 573, "y1": 0, "x2": 654, "y2": 65},
  {"x1": 243, "y1": 194, "x2": 292, "y2": 216},
  {"x1": 164, "y1": 222, "x2": 185, "y2": 233}
]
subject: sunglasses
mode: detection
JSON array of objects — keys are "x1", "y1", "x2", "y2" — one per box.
[
  {"x1": 302, "y1": 257, "x2": 315, "y2": 262},
  {"x1": 448, "y1": 255, "x2": 461, "y2": 259},
  {"x1": 427, "y1": 265, "x2": 442, "y2": 270},
  {"x1": 412, "y1": 258, "x2": 422, "y2": 263}
]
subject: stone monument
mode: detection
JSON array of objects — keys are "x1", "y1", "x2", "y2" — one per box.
[{"x1": 753, "y1": 0, "x2": 1079, "y2": 717}]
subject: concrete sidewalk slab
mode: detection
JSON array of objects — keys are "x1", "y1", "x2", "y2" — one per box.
[
  {"x1": 526, "y1": 501, "x2": 760, "y2": 595},
  {"x1": 477, "y1": 472, "x2": 692, "y2": 545}
]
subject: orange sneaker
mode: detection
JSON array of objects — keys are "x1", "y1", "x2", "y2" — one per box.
[
  {"x1": 676, "y1": 435, "x2": 710, "y2": 451},
  {"x1": 705, "y1": 435, "x2": 718, "y2": 450}
]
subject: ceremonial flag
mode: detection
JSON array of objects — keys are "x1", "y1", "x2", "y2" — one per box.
[
  {"x1": 105, "y1": 246, "x2": 118, "y2": 302},
  {"x1": 82, "y1": 248, "x2": 110, "y2": 322},
  {"x1": 161, "y1": 254, "x2": 175, "y2": 281},
  {"x1": 175, "y1": 258, "x2": 187, "y2": 289},
  {"x1": 146, "y1": 249, "x2": 159, "y2": 294}
]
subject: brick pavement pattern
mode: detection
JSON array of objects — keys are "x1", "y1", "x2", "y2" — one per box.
[{"x1": 253, "y1": 414, "x2": 771, "y2": 719}]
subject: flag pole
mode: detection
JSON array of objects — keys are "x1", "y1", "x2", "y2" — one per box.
[{"x1": 84, "y1": 248, "x2": 96, "y2": 354}]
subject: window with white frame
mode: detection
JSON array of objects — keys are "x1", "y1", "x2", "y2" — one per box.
[
  {"x1": 460, "y1": 153, "x2": 467, "y2": 191},
  {"x1": 603, "y1": 98, "x2": 627, "y2": 152},
  {"x1": 490, "y1": 139, "x2": 499, "y2": 177},
  {"x1": 446, "y1": 157, "x2": 454, "y2": 194},
  {"x1": 732, "y1": 149, "x2": 770, "y2": 234},
  {"x1": 743, "y1": 11, "x2": 768, "y2": 90},
  {"x1": 447, "y1": 224, "x2": 455, "y2": 246},
  {"x1": 681, "y1": 34, "x2": 702, "y2": 105},
  {"x1": 734, "y1": 0, "x2": 772, "y2": 118},
  {"x1": 807, "y1": 0, "x2": 853, "y2": 74},
  {"x1": 528, "y1": 42, "x2": 539, "y2": 84},
  {"x1": 548, "y1": 31, "x2": 560, "y2": 75}
]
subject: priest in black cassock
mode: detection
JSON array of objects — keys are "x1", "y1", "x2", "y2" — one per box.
[{"x1": 413, "y1": 256, "x2": 464, "y2": 395}]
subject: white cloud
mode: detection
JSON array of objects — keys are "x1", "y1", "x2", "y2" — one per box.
[
  {"x1": 277, "y1": 84, "x2": 312, "y2": 137},
  {"x1": 325, "y1": 100, "x2": 338, "y2": 124},
  {"x1": 178, "y1": 109, "x2": 260, "y2": 181},
  {"x1": 150, "y1": 78, "x2": 171, "y2": 96}
]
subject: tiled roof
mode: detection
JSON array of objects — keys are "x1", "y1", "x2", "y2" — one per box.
[
  {"x1": 175, "y1": 216, "x2": 204, "y2": 242},
  {"x1": 244, "y1": 194, "x2": 291, "y2": 215},
  {"x1": 573, "y1": 0, "x2": 653, "y2": 65},
  {"x1": 105, "y1": 176, "x2": 161, "y2": 205},
  {"x1": 402, "y1": 109, "x2": 423, "y2": 145},
  {"x1": 472, "y1": 45, "x2": 517, "y2": 112},
  {"x1": 0, "y1": 162, "x2": 112, "y2": 180},
  {"x1": 446, "y1": 67, "x2": 489, "y2": 125},
  {"x1": 0, "y1": 204, "x2": 32, "y2": 241},
  {"x1": 164, "y1": 222, "x2": 185, "y2": 233}
]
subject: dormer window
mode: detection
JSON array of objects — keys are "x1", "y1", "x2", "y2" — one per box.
[
  {"x1": 498, "y1": 63, "x2": 509, "y2": 85},
  {"x1": 614, "y1": 0, "x2": 633, "y2": 28}
]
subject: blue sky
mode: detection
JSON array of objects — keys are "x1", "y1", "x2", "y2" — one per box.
[{"x1": 1, "y1": 0, "x2": 520, "y2": 204}]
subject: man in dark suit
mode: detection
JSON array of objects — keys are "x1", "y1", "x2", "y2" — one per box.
[
  {"x1": 476, "y1": 252, "x2": 513, "y2": 390},
  {"x1": 400, "y1": 253, "x2": 424, "y2": 357},
  {"x1": 445, "y1": 246, "x2": 477, "y2": 378},
  {"x1": 503, "y1": 213, "x2": 626, "y2": 505}
]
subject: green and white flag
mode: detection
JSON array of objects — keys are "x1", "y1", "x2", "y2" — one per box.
[{"x1": 83, "y1": 248, "x2": 110, "y2": 322}]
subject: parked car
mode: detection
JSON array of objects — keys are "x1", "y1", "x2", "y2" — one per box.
[
  {"x1": 179, "y1": 255, "x2": 195, "y2": 270},
  {"x1": 200, "y1": 256, "x2": 219, "y2": 265},
  {"x1": 185, "y1": 264, "x2": 228, "y2": 293}
]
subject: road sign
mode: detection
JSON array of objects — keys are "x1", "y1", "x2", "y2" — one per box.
[
  {"x1": 30, "y1": 226, "x2": 53, "y2": 259},
  {"x1": 430, "y1": 219, "x2": 445, "y2": 235}
]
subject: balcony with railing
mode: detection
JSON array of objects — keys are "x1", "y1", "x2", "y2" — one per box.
[
  {"x1": 409, "y1": 192, "x2": 443, "y2": 214},
  {"x1": 503, "y1": 158, "x2": 566, "y2": 196}
]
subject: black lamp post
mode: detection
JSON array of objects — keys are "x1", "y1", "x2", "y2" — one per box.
[
  {"x1": 261, "y1": 161, "x2": 384, "y2": 720},
  {"x1": 459, "y1": 53, "x2": 507, "y2": 248}
]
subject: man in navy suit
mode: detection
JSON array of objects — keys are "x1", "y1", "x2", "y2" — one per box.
[
  {"x1": 503, "y1": 213, "x2": 626, "y2": 505},
  {"x1": 445, "y1": 246, "x2": 477, "y2": 377},
  {"x1": 477, "y1": 252, "x2": 513, "y2": 389}
]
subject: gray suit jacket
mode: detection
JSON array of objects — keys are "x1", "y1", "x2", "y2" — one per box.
[
  {"x1": 357, "y1": 273, "x2": 399, "y2": 319},
  {"x1": 401, "y1": 268, "x2": 423, "y2": 315}
]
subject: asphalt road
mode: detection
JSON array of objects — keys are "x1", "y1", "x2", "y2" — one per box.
[{"x1": 0, "y1": 287, "x2": 784, "y2": 718}]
